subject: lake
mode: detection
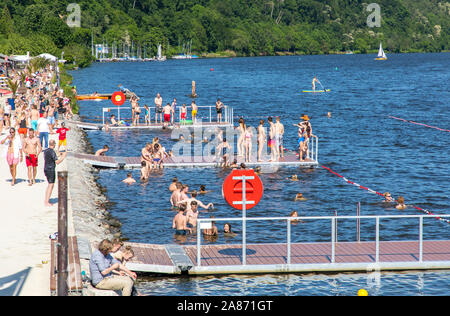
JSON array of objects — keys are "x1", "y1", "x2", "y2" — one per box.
[{"x1": 71, "y1": 53, "x2": 450, "y2": 295}]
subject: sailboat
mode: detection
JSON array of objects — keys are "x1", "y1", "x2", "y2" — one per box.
[
  {"x1": 156, "y1": 44, "x2": 166, "y2": 62},
  {"x1": 375, "y1": 42, "x2": 387, "y2": 60}
]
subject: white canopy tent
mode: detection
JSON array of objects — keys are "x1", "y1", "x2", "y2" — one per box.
[{"x1": 36, "y1": 53, "x2": 58, "y2": 62}]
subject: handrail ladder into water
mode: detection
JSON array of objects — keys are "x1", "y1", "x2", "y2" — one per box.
[{"x1": 194, "y1": 214, "x2": 450, "y2": 268}]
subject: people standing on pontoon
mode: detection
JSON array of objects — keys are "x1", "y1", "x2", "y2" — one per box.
[
  {"x1": 180, "y1": 104, "x2": 187, "y2": 125},
  {"x1": 191, "y1": 101, "x2": 198, "y2": 124},
  {"x1": 171, "y1": 98, "x2": 177, "y2": 125},
  {"x1": 154, "y1": 93, "x2": 163, "y2": 124},
  {"x1": 267, "y1": 117, "x2": 278, "y2": 161},
  {"x1": 216, "y1": 98, "x2": 224, "y2": 123},
  {"x1": 275, "y1": 117, "x2": 285, "y2": 159},
  {"x1": 244, "y1": 126, "x2": 253, "y2": 163},
  {"x1": 163, "y1": 103, "x2": 172, "y2": 128},
  {"x1": 131, "y1": 96, "x2": 137, "y2": 125},
  {"x1": 133, "y1": 100, "x2": 141, "y2": 126},
  {"x1": 144, "y1": 104, "x2": 151, "y2": 126},
  {"x1": 237, "y1": 118, "x2": 246, "y2": 157}
]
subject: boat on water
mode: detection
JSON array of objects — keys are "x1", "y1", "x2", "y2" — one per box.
[
  {"x1": 375, "y1": 42, "x2": 387, "y2": 60},
  {"x1": 172, "y1": 54, "x2": 199, "y2": 60},
  {"x1": 155, "y1": 44, "x2": 166, "y2": 62}
]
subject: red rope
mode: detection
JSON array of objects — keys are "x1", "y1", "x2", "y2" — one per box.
[
  {"x1": 321, "y1": 165, "x2": 449, "y2": 224},
  {"x1": 389, "y1": 116, "x2": 450, "y2": 132}
]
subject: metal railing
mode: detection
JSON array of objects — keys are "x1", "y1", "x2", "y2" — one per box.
[
  {"x1": 102, "y1": 105, "x2": 233, "y2": 125},
  {"x1": 306, "y1": 135, "x2": 318, "y2": 162},
  {"x1": 195, "y1": 214, "x2": 450, "y2": 267}
]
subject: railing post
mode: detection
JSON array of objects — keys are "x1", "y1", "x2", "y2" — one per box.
[
  {"x1": 197, "y1": 221, "x2": 201, "y2": 266},
  {"x1": 209, "y1": 106, "x2": 212, "y2": 123},
  {"x1": 287, "y1": 219, "x2": 291, "y2": 265},
  {"x1": 331, "y1": 217, "x2": 335, "y2": 263},
  {"x1": 357, "y1": 202, "x2": 361, "y2": 242},
  {"x1": 419, "y1": 216, "x2": 423, "y2": 262},
  {"x1": 57, "y1": 171, "x2": 68, "y2": 296},
  {"x1": 375, "y1": 217, "x2": 380, "y2": 263},
  {"x1": 315, "y1": 136, "x2": 318, "y2": 162}
]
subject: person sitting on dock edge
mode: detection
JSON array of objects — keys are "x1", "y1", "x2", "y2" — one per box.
[{"x1": 89, "y1": 239, "x2": 136, "y2": 296}]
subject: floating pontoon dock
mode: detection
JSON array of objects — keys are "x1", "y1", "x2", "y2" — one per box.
[
  {"x1": 69, "y1": 104, "x2": 234, "y2": 130},
  {"x1": 69, "y1": 134, "x2": 318, "y2": 169},
  {"x1": 112, "y1": 215, "x2": 450, "y2": 275}
]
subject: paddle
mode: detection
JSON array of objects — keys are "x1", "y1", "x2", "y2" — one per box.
[{"x1": 318, "y1": 81, "x2": 328, "y2": 92}]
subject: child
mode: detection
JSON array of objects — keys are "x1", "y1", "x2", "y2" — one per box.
[
  {"x1": 191, "y1": 101, "x2": 198, "y2": 124},
  {"x1": 181, "y1": 103, "x2": 187, "y2": 125},
  {"x1": 56, "y1": 122, "x2": 70, "y2": 153}
]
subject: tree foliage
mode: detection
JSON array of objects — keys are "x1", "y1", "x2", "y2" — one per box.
[{"x1": 0, "y1": 0, "x2": 448, "y2": 66}]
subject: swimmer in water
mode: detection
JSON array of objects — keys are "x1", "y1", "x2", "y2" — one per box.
[
  {"x1": 396, "y1": 196, "x2": 407, "y2": 210},
  {"x1": 199, "y1": 185, "x2": 210, "y2": 194},
  {"x1": 295, "y1": 193, "x2": 307, "y2": 201},
  {"x1": 169, "y1": 177, "x2": 178, "y2": 192},
  {"x1": 223, "y1": 223, "x2": 237, "y2": 237},
  {"x1": 288, "y1": 175, "x2": 299, "y2": 181},
  {"x1": 383, "y1": 192, "x2": 394, "y2": 203},
  {"x1": 290, "y1": 211, "x2": 305, "y2": 224},
  {"x1": 122, "y1": 173, "x2": 136, "y2": 184}
]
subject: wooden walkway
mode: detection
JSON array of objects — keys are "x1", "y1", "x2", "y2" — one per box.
[
  {"x1": 123, "y1": 240, "x2": 450, "y2": 275},
  {"x1": 70, "y1": 152, "x2": 318, "y2": 169}
]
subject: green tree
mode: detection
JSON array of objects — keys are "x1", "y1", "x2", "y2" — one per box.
[{"x1": 0, "y1": 5, "x2": 14, "y2": 36}]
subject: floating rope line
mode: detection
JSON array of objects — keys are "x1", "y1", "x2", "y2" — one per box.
[
  {"x1": 321, "y1": 165, "x2": 450, "y2": 225},
  {"x1": 389, "y1": 116, "x2": 450, "y2": 133}
]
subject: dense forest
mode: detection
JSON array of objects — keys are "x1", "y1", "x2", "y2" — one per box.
[{"x1": 0, "y1": 0, "x2": 449, "y2": 67}]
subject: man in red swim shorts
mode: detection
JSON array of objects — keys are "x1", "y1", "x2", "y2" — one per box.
[
  {"x1": 23, "y1": 128, "x2": 42, "y2": 186},
  {"x1": 163, "y1": 103, "x2": 172, "y2": 128}
]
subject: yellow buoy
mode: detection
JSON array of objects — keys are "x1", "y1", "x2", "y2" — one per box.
[{"x1": 357, "y1": 289, "x2": 368, "y2": 296}]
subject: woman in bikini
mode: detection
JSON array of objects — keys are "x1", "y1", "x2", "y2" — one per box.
[
  {"x1": 144, "y1": 104, "x2": 150, "y2": 126},
  {"x1": 152, "y1": 143, "x2": 163, "y2": 169}
]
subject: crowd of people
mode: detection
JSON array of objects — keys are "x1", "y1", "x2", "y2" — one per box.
[
  {"x1": 214, "y1": 114, "x2": 314, "y2": 167},
  {"x1": 0, "y1": 63, "x2": 71, "y2": 206},
  {"x1": 107, "y1": 92, "x2": 226, "y2": 128},
  {"x1": 168, "y1": 178, "x2": 240, "y2": 240}
]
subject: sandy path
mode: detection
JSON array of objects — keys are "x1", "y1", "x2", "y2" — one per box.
[{"x1": 0, "y1": 106, "x2": 73, "y2": 295}]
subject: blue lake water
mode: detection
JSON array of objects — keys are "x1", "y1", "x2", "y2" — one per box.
[{"x1": 71, "y1": 53, "x2": 450, "y2": 295}]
